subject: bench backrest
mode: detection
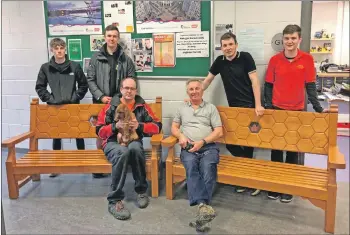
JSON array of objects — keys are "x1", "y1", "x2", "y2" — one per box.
[
  {"x1": 30, "y1": 97, "x2": 162, "y2": 140},
  {"x1": 216, "y1": 105, "x2": 338, "y2": 155}
]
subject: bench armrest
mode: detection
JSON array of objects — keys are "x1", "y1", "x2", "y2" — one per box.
[
  {"x1": 2, "y1": 131, "x2": 35, "y2": 148},
  {"x1": 329, "y1": 146, "x2": 346, "y2": 169},
  {"x1": 161, "y1": 136, "x2": 178, "y2": 147},
  {"x1": 150, "y1": 134, "x2": 164, "y2": 146}
]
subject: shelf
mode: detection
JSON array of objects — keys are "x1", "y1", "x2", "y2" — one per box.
[
  {"x1": 310, "y1": 52, "x2": 333, "y2": 54},
  {"x1": 311, "y1": 38, "x2": 335, "y2": 41},
  {"x1": 317, "y1": 72, "x2": 350, "y2": 78}
]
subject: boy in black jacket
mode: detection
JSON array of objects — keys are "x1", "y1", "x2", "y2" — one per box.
[{"x1": 35, "y1": 38, "x2": 88, "y2": 177}]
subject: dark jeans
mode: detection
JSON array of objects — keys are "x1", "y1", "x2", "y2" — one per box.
[
  {"x1": 226, "y1": 144, "x2": 254, "y2": 158},
  {"x1": 180, "y1": 143, "x2": 220, "y2": 206},
  {"x1": 103, "y1": 141, "x2": 147, "y2": 204},
  {"x1": 53, "y1": 138, "x2": 85, "y2": 150}
]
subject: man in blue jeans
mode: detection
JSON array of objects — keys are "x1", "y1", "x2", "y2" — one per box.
[{"x1": 171, "y1": 79, "x2": 223, "y2": 232}]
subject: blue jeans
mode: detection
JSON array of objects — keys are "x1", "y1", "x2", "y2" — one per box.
[{"x1": 180, "y1": 143, "x2": 220, "y2": 206}]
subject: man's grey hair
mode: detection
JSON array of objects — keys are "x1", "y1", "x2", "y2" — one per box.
[{"x1": 186, "y1": 79, "x2": 203, "y2": 88}]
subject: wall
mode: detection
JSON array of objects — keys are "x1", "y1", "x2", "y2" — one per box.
[{"x1": 1, "y1": 1, "x2": 302, "y2": 154}]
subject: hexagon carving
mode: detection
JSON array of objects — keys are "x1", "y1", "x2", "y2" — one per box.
[
  {"x1": 297, "y1": 139, "x2": 313, "y2": 152},
  {"x1": 312, "y1": 118, "x2": 328, "y2": 133},
  {"x1": 68, "y1": 116, "x2": 80, "y2": 127},
  {"x1": 67, "y1": 105, "x2": 80, "y2": 116},
  {"x1": 37, "y1": 110, "x2": 50, "y2": 122},
  {"x1": 47, "y1": 106, "x2": 59, "y2": 116},
  {"x1": 48, "y1": 127, "x2": 59, "y2": 136},
  {"x1": 271, "y1": 136, "x2": 286, "y2": 149},
  {"x1": 78, "y1": 122, "x2": 91, "y2": 132},
  {"x1": 57, "y1": 110, "x2": 70, "y2": 122},
  {"x1": 285, "y1": 117, "x2": 301, "y2": 131},
  {"x1": 249, "y1": 122, "x2": 261, "y2": 133},
  {"x1": 272, "y1": 123, "x2": 287, "y2": 137},
  {"x1": 236, "y1": 126, "x2": 250, "y2": 139},
  {"x1": 58, "y1": 123, "x2": 70, "y2": 133},
  {"x1": 79, "y1": 111, "x2": 91, "y2": 121},
  {"x1": 259, "y1": 115, "x2": 275, "y2": 128},
  {"x1": 258, "y1": 129, "x2": 274, "y2": 142},
  {"x1": 298, "y1": 112, "x2": 315, "y2": 125},
  {"x1": 298, "y1": 125, "x2": 314, "y2": 139},
  {"x1": 224, "y1": 132, "x2": 238, "y2": 144},
  {"x1": 285, "y1": 131, "x2": 300, "y2": 145},
  {"x1": 236, "y1": 113, "x2": 251, "y2": 127},
  {"x1": 311, "y1": 133, "x2": 328, "y2": 148},
  {"x1": 47, "y1": 116, "x2": 59, "y2": 127},
  {"x1": 247, "y1": 134, "x2": 261, "y2": 146},
  {"x1": 68, "y1": 127, "x2": 80, "y2": 137},
  {"x1": 272, "y1": 111, "x2": 288, "y2": 123},
  {"x1": 224, "y1": 109, "x2": 238, "y2": 119},
  {"x1": 37, "y1": 122, "x2": 50, "y2": 132},
  {"x1": 224, "y1": 119, "x2": 239, "y2": 132}
]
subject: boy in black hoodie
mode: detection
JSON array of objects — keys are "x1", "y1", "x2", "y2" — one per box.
[{"x1": 35, "y1": 38, "x2": 88, "y2": 177}]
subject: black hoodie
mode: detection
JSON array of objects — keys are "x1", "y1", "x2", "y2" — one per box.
[{"x1": 35, "y1": 56, "x2": 88, "y2": 105}]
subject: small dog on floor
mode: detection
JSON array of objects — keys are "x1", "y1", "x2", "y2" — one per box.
[{"x1": 114, "y1": 103, "x2": 138, "y2": 146}]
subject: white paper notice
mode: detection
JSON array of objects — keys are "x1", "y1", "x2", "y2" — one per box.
[
  {"x1": 237, "y1": 28, "x2": 264, "y2": 65},
  {"x1": 176, "y1": 31, "x2": 209, "y2": 58},
  {"x1": 103, "y1": 1, "x2": 134, "y2": 33}
]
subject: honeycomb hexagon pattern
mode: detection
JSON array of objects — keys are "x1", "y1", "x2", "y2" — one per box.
[{"x1": 217, "y1": 106, "x2": 331, "y2": 155}]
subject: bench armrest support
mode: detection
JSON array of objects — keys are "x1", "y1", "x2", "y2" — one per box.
[
  {"x1": 2, "y1": 131, "x2": 35, "y2": 148},
  {"x1": 329, "y1": 146, "x2": 346, "y2": 169},
  {"x1": 150, "y1": 134, "x2": 164, "y2": 146},
  {"x1": 161, "y1": 136, "x2": 178, "y2": 147}
]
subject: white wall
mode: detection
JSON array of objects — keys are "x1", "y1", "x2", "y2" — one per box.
[
  {"x1": 340, "y1": 1, "x2": 349, "y2": 65},
  {"x1": 1, "y1": 1, "x2": 302, "y2": 153}
]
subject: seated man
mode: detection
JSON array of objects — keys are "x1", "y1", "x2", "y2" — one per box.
[
  {"x1": 96, "y1": 77, "x2": 162, "y2": 220},
  {"x1": 171, "y1": 79, "x2": 223, "y2": 232}
]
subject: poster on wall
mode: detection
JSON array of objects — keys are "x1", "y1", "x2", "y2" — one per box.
[
  {"x1": 103, "y1": 1, "x2": 134, "y2": 32},
  {"x1": 136, "y1": 1, "x2": 201, "y2": 33},
  {"x1": 176, "y1": 31, "x2": 209, "y2": 58},
  {"x1": 46, "y1": 1, "x2": 102, "y2": 36},
  {"x1": 215, "y1": 24, "x2": 233, "y2": 49},
  {"x1": 83, "y1": 58, "x2": 91, "y2": 73},
  {"x1": 47, "y1": 37, "x2": 66, "y2": 60},
  {"x1": 90, "y1": 35, "x2": 105, "y2": 51},
  {"x1": 131, "y1": 38, "x2": 153, "y2": 72},
  {"x1": 68, "y1": 39, "x2": 82, "y2": 61},
  {"x1": 237, "y1": 28, "x2": 264, "y2": 65},
  {"x1": 119, "y1": 33, "x2": 132, "y2": 58},
  {"x1": 153, "y1": 33, "x2": 175, "y2": 67}
]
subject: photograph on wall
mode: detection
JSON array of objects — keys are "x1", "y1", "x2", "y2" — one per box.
[
  {"x1": 47, "y1": 37, "x2": 66, "y2": 60},
  {"x1": 119, "y1": 33, "x2": 132, "y2": 58},
  {"x1": 136, "y1": 1, "x2": 201, "y2": 33},
  {"x1": 131, "y1": 38, "x2": 153, "y2": 72},
  {"x1": 176, "y1": 31, "x2": 209, "y2": 58},
  {"x1": 215, "y1": 24, "x2": 233, "y2": 49},
  {"x1": 153, "y1": 33, "x2": 175, "y2": 67},
  {"x1": 47, "y1": 1, "x2": 102, "y2": 36},
  {"x1": 83, "y1": 58, "x2": 91, "y2": 73},
  {"x1": 68, "y1": 39, "x2": 83, "y2": 61},
  {"x1": 103, "y1": 1, "x2": 134, "y2": 32},
  {"x1": 90, "y1": 35, "x2": 105, "y2": 51}
]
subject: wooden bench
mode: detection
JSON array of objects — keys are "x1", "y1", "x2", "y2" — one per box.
[
  {"x1": 2, "y1": 97, "x2": 164, "y2": 199},
  {"x1": 162, "y1": 104, "x2": 345, "y2": 234}
]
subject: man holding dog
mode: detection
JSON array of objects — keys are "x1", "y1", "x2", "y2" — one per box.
[{"x1": 96, "y1": 77, "x2": 162, "y2": 220}]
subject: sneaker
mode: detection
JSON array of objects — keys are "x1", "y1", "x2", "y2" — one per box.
[
  {"x1": 92, "y1": 173, "x2": 108, "y2": 178},
  {"x1": 108, "y1": 201, "x2": 131, "y2": 220},
  {"x1": 280, "y1": 194, "x2": 293, "y2": 203},
  {"x1": 235, "y1": 186, "x2": 246, "y2": 193},
  {"x1": 195, "y1": 203, "x2": 216, "y2": 227},
  {"x1": 49, "y1": 173, "x2": 59, "y2": 178},
  {"x1": 137, "y1": 193, "x2": 150, "y2": 209},
  {"x1": 250, "y1": 188, "x2": 261, "y2": 196},
  {"x1": 267, "y1": 191, "x2": 281, "y2": 200}
]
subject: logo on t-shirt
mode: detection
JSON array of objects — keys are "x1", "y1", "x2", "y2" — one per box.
[{"x1": 297, "y1": 65, "x2": 304, "y2": 69}]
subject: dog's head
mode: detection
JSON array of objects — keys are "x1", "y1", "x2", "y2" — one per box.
[{"x1": 114, "y1": 103, "x2": 132, "y2": 122}]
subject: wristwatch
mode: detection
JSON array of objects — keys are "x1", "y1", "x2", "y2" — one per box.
[{"x1": 202, "y1": 139, "x2": 207, "y2": 146}]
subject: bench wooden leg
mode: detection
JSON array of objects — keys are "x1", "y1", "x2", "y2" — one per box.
[
  {"x1": 6, "y1": 162, "x2": 19, "y2": 199},
  {"x1": 31, "y1": 174, "x2": 41, "y2": 181},
  {"x1": 151, "y1": 155, "x2": 159, "y2": 198},
  {"x1": 166, "y1": 159, "x2": 174, "y2": 200},
  {"x1": 325, "y1": 185, "x2": 337, "y2": 234}
]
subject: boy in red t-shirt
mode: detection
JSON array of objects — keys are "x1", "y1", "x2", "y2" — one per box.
[{"x1": 264, "y1": 24, "x2": 327, "y2": 203}]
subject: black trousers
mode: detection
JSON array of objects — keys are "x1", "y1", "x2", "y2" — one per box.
[
  {"x1": 226, "y1": 144, "x2": 254, "y2": 158},
  {"x1": 53, "y1": 138, "x2": 85, "y2": 150}
]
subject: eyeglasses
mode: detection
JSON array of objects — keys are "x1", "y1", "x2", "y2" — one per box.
[{"x1": 122, "y1": 86, "x2": 136, "y2": 91}]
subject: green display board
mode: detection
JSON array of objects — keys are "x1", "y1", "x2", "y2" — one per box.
[{"x1": 43, "y1": 1, "x2": 211, "y2": 77}]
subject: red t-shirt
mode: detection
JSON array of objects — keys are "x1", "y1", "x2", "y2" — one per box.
[{"x1": 265, "y1": 50, "x2": 316, "y2": 110}]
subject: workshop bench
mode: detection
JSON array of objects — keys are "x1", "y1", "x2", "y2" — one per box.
[
  {"x1": 2, "y1": 97, "x2": 163, "y2": 199},
  {"x1": 162, "y1": 104, "x2": 345, "y2": 234}
]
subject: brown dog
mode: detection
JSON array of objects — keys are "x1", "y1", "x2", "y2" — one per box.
[{"x1": 114, "y1": 103, "x2": 139, "y2": 146}]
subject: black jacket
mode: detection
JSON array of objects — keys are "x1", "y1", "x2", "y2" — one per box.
[
  {"x1": 96, "y1": 94, "x2": 162, "y2": 149},
  {"x1": 35, "y1": 56, "x2": 88, "y2": 104}
]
